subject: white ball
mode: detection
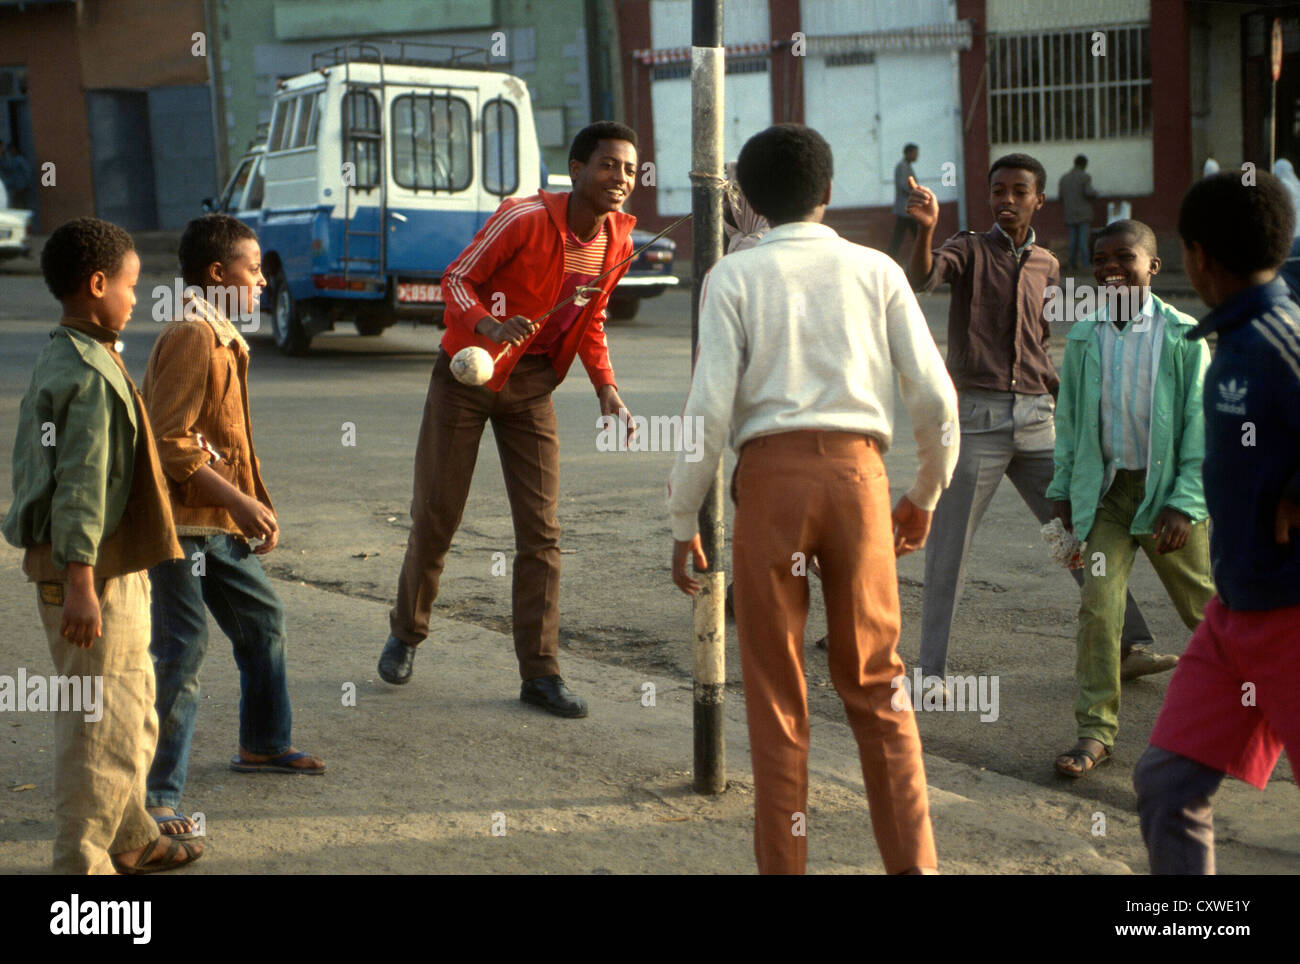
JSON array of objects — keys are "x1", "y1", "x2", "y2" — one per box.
[{"x1": 450, "y1": 346, "x2": 494, "y2": 386}]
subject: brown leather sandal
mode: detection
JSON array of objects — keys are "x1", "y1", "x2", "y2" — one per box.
[{"x1": 111, "y1": 835, "x2": 204, "y2": 874}]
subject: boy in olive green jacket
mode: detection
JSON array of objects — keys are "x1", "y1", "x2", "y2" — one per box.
[
  {"x1": 1046, "y1": 220, "x2": 1214, "y2": 778},
  {"x1": 3, "y1": 218, "x2": 200, "y2": 874}
]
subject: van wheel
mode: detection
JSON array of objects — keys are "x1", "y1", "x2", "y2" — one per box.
[{"x1": 268, "y1": 268, "x2": 310, "y2": 355}]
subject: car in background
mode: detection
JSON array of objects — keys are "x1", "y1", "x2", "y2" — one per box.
[
  {"x1": 545, "y1": 173, "x2": 678, "y2": 321},
  {"x1": 205, "y1": 143, "x2": 265, "y2": 233},
  {"x1": 0, "y1": 180, "x2": 33, "y2": 262},
  {"x1": 607, "y1": 227, "x2": 677, "y2": 320}
]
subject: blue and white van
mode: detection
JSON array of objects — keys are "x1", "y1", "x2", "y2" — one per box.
[{"x1": 224, "y1": 42, "x2": 542, "y2": 354}]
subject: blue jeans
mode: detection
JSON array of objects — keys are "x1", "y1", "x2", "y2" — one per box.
[
  {"x1": 1068, "y1": 222, "x2": 1090, "y2": 269},
  {"x1": 146, "y1": 534, "x2": 293, "y2": 809}
]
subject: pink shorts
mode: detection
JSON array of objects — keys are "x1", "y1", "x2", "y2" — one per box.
[{"x1": 1149, "y1": 596, "x2": 1300, "y2": 789}]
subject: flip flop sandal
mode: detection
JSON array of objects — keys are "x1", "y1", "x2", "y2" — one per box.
[
  {"x1": 150, "y1": 808, "x2": 201, "y2": 840},
  {"x1": 112, "y1": 835, "x2": 203, "y2": 875},
  {"x1": 230, "y1": 749, "x2": 325, "y2": 775},
  {"x1": 1055, "y1": 743, "x2": 1112, "y2": 779}
]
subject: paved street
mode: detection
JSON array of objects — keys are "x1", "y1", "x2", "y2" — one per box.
[{"x1": 1, "y1": 252, "x2": 1295, "y2": 873}]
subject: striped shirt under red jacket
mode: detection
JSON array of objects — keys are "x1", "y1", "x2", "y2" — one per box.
[{"x1": 439, "y1": 189, "x2": 636, "y2": 393}]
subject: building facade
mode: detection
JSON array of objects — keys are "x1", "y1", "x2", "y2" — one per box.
[
  {"x1": 616, "y1": 0, "x2": 1293, "y2": 265},
  {"x1": 0, "y1": 0, "x2": 219, "y2": 231}
]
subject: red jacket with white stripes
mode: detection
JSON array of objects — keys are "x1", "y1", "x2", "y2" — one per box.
[{"x1": 439, "y1": 189, "x2": 636, "y2": 393}]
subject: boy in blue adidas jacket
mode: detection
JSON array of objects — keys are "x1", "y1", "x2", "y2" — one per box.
[{"x1": 1134, "y1": 171, "x2": 1300, "y2": 874}]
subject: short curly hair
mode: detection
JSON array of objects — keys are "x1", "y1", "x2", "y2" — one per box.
[
  {"x1": 737, "y1": 124, "x2": 833, "y2": 224},
  {"x1": 569, "y1": 121, "x2": 638, "y2": 166},
  {"x1": 1178, "y1": 171, "x2": 1294, "y2": 275},
  {"x1": 989, "y1": 153, "x2": 1047, "y2": 194},
  {"x1": 1095, "y1": 218, "x2": 1158, "y2": 260},
  {"x1": 179, "y1": 214, "x2": 259, "y2": 287},
  {"x1": 40, "y1": 217, "x2": 135, "y2": 300}
]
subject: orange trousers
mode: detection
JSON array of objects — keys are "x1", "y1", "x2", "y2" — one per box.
[{"x1": 732, "y1": 431, "x2": 936, "y2": 874}]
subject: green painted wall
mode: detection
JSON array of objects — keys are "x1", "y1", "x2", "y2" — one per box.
[{"x1": 210, "y1": 0, "x2": 623, "y2": 182}]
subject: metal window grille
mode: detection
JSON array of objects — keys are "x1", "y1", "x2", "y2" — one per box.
[
  {"x1": 827, "y1": 51, "x2": 876, "y2": 68},
  {"x1": 987, "y1": 25, "x2": 1151, "y2": 143},
  {"x1": 650, "y1": 63, "x2": 690, "y2": 81},
  {"x1": 650, "y1": 56, "x2": 769, "y2": 82},
  {"x1": 343, "y1": 89, "x2": 381, "y2": 188},
  {"x1": 482, "y1": 97, "x2": 519, "y2": 197},
  {"x1": 391, "y1": 93, "x2": 472, "y2": 193},
  {"x1": 726, "y1": 56, "x2": 769, "y2": 75}
]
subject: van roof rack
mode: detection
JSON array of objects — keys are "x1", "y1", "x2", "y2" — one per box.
[{"x1": 311, "y1": 39, "x2": 503, "y2": 72}]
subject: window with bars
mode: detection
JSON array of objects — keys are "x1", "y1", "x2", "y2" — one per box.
[
  {"x1": 987, "y1": 25, "x2": 1151, "y2": 143},
  {"x1": 343, "y1": 89, "x2": 381, "y2": 189},
  {"x1": 482, "y1": 98, "x2": 519, "y2": 197},
  {"x1": 391, "y1": 93, "x2": 471, "y2": 193},
  {"x1": 827, "y1": 51, "x2": 876, "y2": 68},
  {"x1": 651, "y1": 56, "x2": 768, "y2": 81}
]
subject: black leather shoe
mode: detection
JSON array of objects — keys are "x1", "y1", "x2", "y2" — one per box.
[
  {"x1": 520, "y1": 675, "x2": 588, "y2": 718},
  {"x1": 378, "y1": 635, "x2": 417, "y2": 685}
]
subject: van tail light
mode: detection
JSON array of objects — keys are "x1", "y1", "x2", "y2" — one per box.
[{"x1": 312, "y1": 274, "x2": 369, "y2": 291}]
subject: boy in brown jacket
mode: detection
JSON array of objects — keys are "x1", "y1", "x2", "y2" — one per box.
[{"x1": 142, "y1": 214, "x2": 323, "y2": 836}]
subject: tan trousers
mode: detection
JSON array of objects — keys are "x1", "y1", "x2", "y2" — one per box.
[
  {"x1": 37, "y1": 571, "x2": 159, "y2": 874},
  {"x1": 732, "y1": 431, "x2": 936, "y2": 874}
]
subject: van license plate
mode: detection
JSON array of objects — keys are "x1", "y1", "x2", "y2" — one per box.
[{"x1": 396, "y1": 282, "x2": 442, "y2": 303}]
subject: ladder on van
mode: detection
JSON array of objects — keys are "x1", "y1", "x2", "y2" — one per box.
[
  {"x1": 312, "y1": 40, "x2": 499, "y2": 284},
  {"x1": 312, "y1": 41, "x2": 499, "y2": 283},
  {"x1": 337, "y1": 43, "x2": 387, "y2": 283}
]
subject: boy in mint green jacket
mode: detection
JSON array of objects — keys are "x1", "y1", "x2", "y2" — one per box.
[{"x1": 1046, "y1": 220, "x2": 1215, "y2": 778}]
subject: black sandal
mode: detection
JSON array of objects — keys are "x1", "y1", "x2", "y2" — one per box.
[{"x1": 1054, "y1": 741, "x2": 1111, "y2": 779}]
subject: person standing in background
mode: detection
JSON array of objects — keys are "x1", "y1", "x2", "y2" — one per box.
[
  {"x1": 1, "y1": 141, "x2": 33, "y2": 210},
  {"x1": 889, "y1": 143, "x2": 920, "y2": 261},
  {"x1": 1059, "y1": 155, "x2": 1098, "y2": 272}
]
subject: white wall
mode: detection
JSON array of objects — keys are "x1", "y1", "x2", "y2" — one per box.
[
  {"x1": 649, "y1": 0, "x2": 770, "y2": 48},
  {"x1": 651, "y1": 71, "x2": 773, "y2": 215},
  {"x1": 649, "y1": 0, "x2": 772, "y2": 215},
  {"x1": 987, "y1": 0, "x2": 1148, "y2": 32},
  {"x1": 799, "y1": 0, "x2": 954, "y2": 34},
  {"x1": 995, "y1": 138, "x2": 1153, "y2": 204},
  {"x1": 801, "y1": 0, "x2": 961, "y2": 208}
]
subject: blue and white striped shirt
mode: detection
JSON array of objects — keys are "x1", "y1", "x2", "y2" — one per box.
[{"x1": 1096, "y1": 294, "x2": 1163, "y2": 492}]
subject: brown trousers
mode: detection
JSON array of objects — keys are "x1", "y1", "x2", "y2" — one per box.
[
  {"x1": 732, "y1": 431, "x2": 936, "y2": 874},
  {"x1": 38, "y1": 571, "x2": 160, "y2": 874},
  {"x1": 391, "y1": 350, "x2": 562, "y2": 680}
]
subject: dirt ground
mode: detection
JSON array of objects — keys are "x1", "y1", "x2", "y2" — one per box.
[{"x1": 0, "y1": 248, "x2": 1296, "y2": 875}]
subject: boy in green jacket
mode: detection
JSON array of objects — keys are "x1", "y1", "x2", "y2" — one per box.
[
  {"x1": 1046, "y1": 220, "x2": 1215, "y2": 778},
  {"x1": 3, "y1": 218, "x2": 201, "y2": 873}
]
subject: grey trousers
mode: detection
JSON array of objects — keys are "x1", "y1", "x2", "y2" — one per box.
[
  {"x1": 919, "y1": 389, "x2": 1153, "y2": 677},
  {"x1": 1133, "y1": 745, "x2": 1224, "y2": 874}
]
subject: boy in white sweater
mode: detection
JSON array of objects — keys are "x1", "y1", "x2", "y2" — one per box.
[{"x1": 667, "y1": 124, "x2": 959, "y2": 874}]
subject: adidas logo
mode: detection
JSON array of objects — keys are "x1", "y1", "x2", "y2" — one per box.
[{"x1": 1216, "y1": 377, "x2": 1248, "y2": 414}]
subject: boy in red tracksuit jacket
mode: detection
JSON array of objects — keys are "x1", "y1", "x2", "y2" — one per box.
[{"x1": 378, "y1": 122, "x2": 638, "y2": 717}]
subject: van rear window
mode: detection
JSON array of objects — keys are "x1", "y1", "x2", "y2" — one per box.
[
  {"x1": 392, "y1": 94, "x2": 471, "y2": 193},
  {"x1": 482, "y1": 98, "x2": 518, "y2": 197},
  {"x1": 344, "y1": 90, "x2": 382, "y2": 188},
  {"x1": 269, "y1": 90, "x2": 323, "y2": 153}
]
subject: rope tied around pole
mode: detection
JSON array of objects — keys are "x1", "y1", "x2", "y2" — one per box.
[{"x1": 687, "y1": 169, "x2": 728, "y2": 187}]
